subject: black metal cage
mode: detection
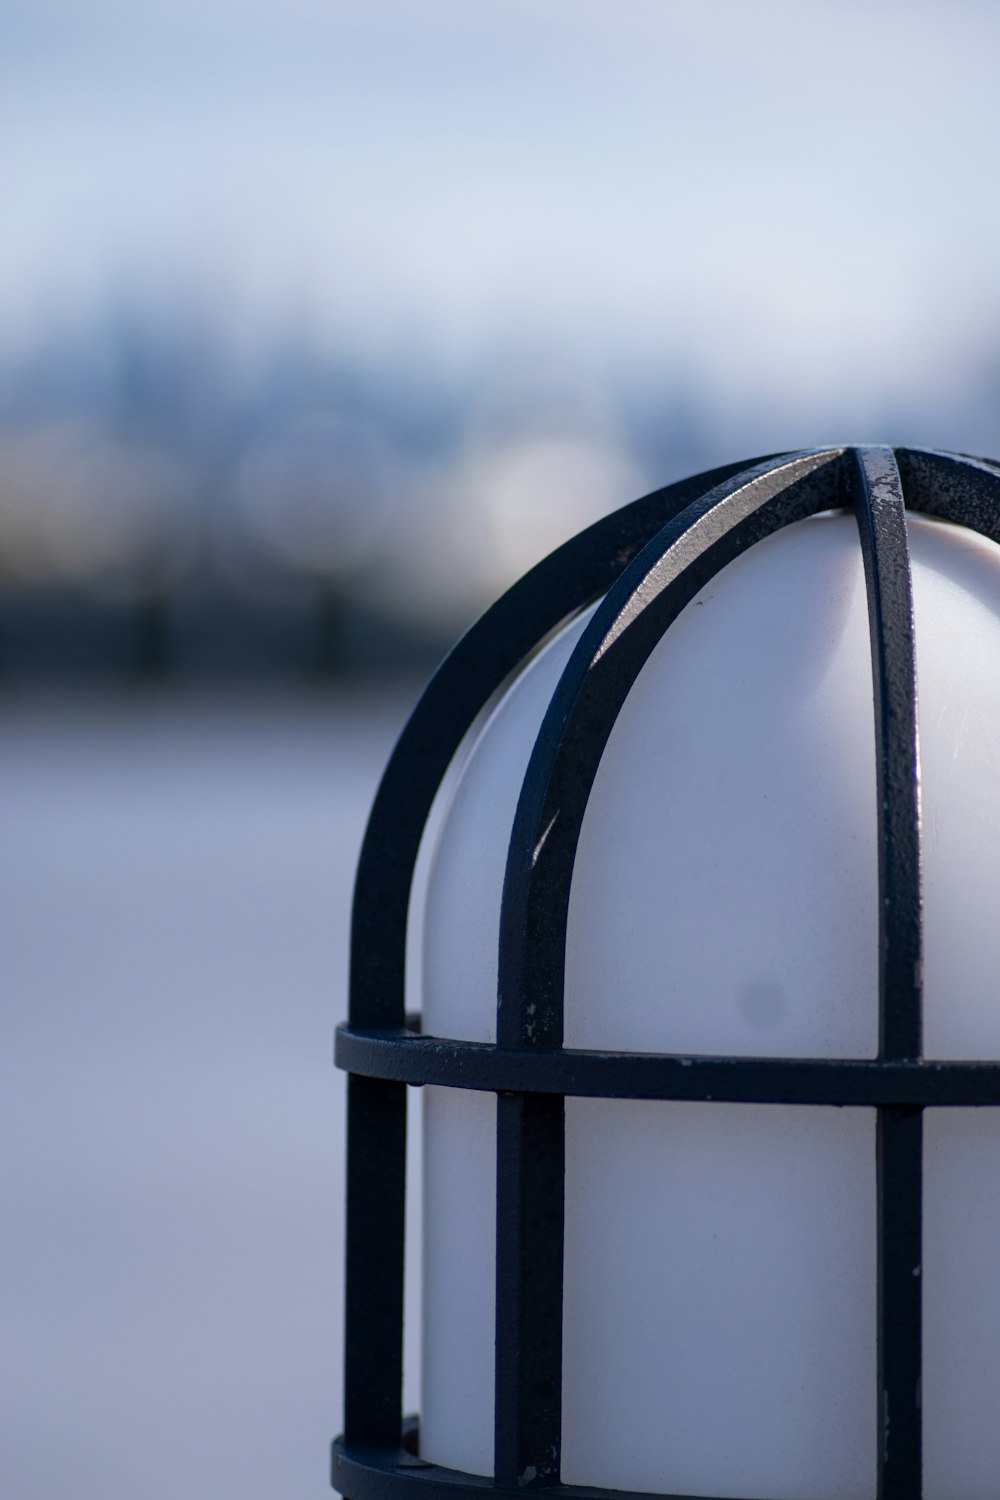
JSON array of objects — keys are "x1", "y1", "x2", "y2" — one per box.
[{"x1": 332, "y1": 447, "x2": 1000, "y2": 1500}]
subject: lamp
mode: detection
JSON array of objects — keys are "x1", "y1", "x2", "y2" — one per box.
[{"x1": 332, "y1": 447, "x2": 1000, "y2": 1500}]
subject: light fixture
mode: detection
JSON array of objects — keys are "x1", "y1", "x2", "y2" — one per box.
[{"x1": 332, "y1": 447, "x2": 1000, "y2": 1500}]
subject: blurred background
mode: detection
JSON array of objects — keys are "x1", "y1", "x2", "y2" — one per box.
[{"x1": 3, "y1": 0, "x2": 1000, "y2": 1495}]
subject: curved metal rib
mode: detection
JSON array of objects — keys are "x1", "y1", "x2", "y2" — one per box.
[
  {"x1": 341, "y1": 452, "x2": 771, "y2": 1452},
  {"x1": 854, "y1": 446, "x2": 923, "y2": 1061},
  {"x1": 895, "y1": 447, "x2": 1000, "y2": 544},
  {"x1": 492, "y1": 446, "x2": 848, "y2": 1491},
  {"x1": 497, "y1": 446, "x2": 849, "y2": 1049},
  {"x1": 349, "y1": 454, "x2": 769, "y2": 1032}
]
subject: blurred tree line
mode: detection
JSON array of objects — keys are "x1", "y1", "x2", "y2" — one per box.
[
  {"x1": 0, "y1": 302, "x2": 706, "y2": 682},
  {"x1": 4, "y1": 299, "x2": 999, "y2": 683}
]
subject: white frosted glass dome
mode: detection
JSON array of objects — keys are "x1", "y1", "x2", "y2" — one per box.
[
  {"x1": 421, "y1": 510, "x2": 1000, "y2": 1063},
  {"x1": 415, "y1": 505, "x2": 1000, "y2": 1500}
]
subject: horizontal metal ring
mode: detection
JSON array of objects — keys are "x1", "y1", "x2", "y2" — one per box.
[
  {"x1": 335, "y1": 1020, "x2": 1000, "y2": 1107},
  {"x1": 332, "y1": 1435, "x2": 722, "y2": 1500}
]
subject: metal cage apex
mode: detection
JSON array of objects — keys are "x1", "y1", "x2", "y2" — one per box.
[{"x1": 333, "y1": 446, "x2": 1000, "y2": 1500}]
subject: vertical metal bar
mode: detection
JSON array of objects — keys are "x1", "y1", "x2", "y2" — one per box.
[
  {"x1": 343, "y1": 1074, "x2": 407, "y2": 1449},
  {"x1": 494, "y1": 848, "x2": 565, "y2": 1489},
  {"x1": 876, "y1": 1105, "x2": 923, "y2": 1499},
  {"x1": 854, "y1": 446, "x2": 923, "y2": 1500},
  {"x1": 494, "y1": 1090, "x2": 565, "y2": 1487}
]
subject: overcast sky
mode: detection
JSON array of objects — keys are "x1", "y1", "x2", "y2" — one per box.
[{"x1": 3, "y1": 1, "x2": 1000, "y2": 414}]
